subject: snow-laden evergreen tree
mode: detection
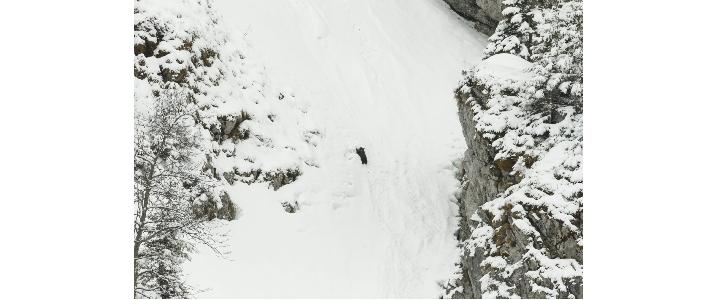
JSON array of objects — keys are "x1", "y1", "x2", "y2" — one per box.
[
  {"x1": 484, "y1": 0, "x2": 542, "y2": 60},
  {"x1": 525, "y1": 1, "x2": 583, "y2": 121},
  {"x1": 485, "y1": 0, "x2": 582, "y2": 123},
  {"x1": 134, "y1": 89, "x2": 228, "y2": 299}
]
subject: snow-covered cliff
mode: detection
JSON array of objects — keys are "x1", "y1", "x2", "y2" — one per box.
[
  {"x1": 134, "y1": 0, "x2": 321, "y2": 218},
  {"x1": 448, "y1": 55, "x2": 582, "y2": 298},
  {"x1": 446, "y1": 1, "x2": 584, "y2": 297}
]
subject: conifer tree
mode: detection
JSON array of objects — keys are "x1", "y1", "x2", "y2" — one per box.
[
  {"x1": 484, "y1": 0, "x2": 583, "y2": 122},
  {"x1": 484, "y1": 0, "x2": 543, "y2": 60},
  {"x1": 525, "y1": 1, "x2": 583, "y2": 121}
]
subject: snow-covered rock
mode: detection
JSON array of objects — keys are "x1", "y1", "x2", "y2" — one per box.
[
  {"x1": 134, "y1": 0, "x2": 321, "y2": 217},
  {"x1": 449, "y1": 53, "x2": 583, "y2": 298},
  {"x1": 442, "y1": 0, "x2": 504, "y2": 35}
]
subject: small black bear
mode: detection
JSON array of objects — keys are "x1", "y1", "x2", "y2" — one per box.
[{"x1": 356, "y1": 147, "x2": 367, "y2": 165}]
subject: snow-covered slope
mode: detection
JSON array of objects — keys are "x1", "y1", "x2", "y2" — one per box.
[{"x1": 182, "y1": 0, "x2": 488, "y2": 297}]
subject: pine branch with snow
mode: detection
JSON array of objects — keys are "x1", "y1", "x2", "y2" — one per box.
[{"x1": 484, "y1": 0, "x2": 543, "y2": 60}]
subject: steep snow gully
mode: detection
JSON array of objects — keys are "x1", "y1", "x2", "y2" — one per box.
[{"x1": 184, "y1": 0, "x2": 488, "y2": 297}]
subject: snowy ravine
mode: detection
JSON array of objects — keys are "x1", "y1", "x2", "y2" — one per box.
[{"x1": 182, "y1": 0, "x2": 488, "y2": 297}]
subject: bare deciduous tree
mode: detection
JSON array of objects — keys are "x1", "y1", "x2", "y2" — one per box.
[{"x1": 134, "y1": 89, "x2": 229, "y2": 299}]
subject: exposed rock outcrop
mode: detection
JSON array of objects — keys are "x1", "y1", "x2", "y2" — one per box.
[
  {"x1": 281, "y1": 201, "x2": 298, "y2": 213},
  {"x1": 442, "y1": 0, "x2": 504, "y2": 36},
  {"x1": 446, "y1": 54, "x2": 583, "y2": 298},
  {"x1": 447, "y1": 95, "x2": 522, "y2": 299},
  {"x1": 193, "y1": 190, "x2": 241, "y2": 221}
]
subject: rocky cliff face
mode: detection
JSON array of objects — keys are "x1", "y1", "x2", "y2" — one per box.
[
  {"x1": 444, "y1": 54, "x2": 583, "y2": 299},
  {"x1": 442, "y1": 0, "x2": 504, "y2": 36},
  {"x1": 447, "y1": 98, "x2": 522, "y2": 298},
  {"x1": 450, "y1": 98, "x2": 582, "y2": 299}
]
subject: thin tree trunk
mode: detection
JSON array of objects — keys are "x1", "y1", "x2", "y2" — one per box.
[{"x1": 134, "y1": 136, "x2": 165, "y2": 296}]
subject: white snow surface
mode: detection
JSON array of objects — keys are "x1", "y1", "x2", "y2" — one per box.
[
  {"x1": 183, "y1": 0, "x2": 488, "y2": 297},
  {"x1": 474, "y1": 53, "x2": 533, "y2": 81}
]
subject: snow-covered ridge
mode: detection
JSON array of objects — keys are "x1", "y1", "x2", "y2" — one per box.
[{"x1": 134, "y1": 0, "x2": 320, "y2": 193}]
